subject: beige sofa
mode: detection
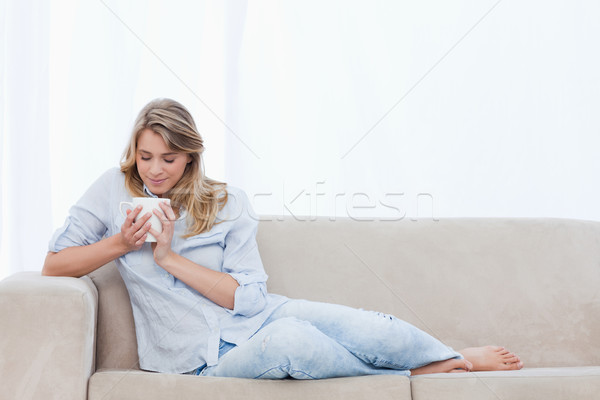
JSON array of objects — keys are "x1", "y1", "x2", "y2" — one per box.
[{"x1": 1, "y1": 217, "x2": 600, "y2": 400}]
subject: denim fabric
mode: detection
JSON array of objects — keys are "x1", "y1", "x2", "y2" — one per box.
[
  {"x1": 199, "y1": 299, "x2": 461, "y2": 379},
  {"x1": 184, "y1": 340, "x2": 236, "y2": 375},
  {"x1": 48, "y1": 168, "x2": 288, "y2": 373}
]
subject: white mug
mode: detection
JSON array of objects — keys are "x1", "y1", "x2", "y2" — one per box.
[{"x1": 119, "y1": 197, "x2": 171, "y2": 242}]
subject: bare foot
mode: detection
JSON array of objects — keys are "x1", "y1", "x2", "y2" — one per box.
[
  {"x1": 459, "y1": 346, "x2": 524, "y2": 371},
  {"x1": 411, "y1": 358, "x2": 473, "y2": 376}
]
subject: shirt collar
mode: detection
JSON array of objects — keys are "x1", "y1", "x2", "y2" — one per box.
[{"x1": 143, "y1": 184, "x2": 159, "y2": 198}]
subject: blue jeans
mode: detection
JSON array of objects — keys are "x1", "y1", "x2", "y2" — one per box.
[{"x1": 196, "y1": 299, "x2": 461, "y2": 379}]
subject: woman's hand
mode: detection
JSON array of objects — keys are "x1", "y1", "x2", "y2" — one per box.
[
  {"x1": 120, "y1": 206, "x2": 152, "y2": 252},
  {"x1": 149, "y1": 201, "x2": 177, "y2": 266},
  {"x1": 148, "y1": 201, "x2": 238, "y2": 309}
]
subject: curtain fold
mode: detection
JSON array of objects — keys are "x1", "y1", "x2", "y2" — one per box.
[{"x1": 0, "y1": 0, "x2": 52, "y2": 279}]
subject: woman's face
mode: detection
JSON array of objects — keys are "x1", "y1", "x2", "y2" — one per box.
[{"x1": 136, "y1": 128, "x2": 191, "y2": 197}]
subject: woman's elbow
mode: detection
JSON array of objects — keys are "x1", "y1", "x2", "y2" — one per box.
[
  {"x1": 42, "y1": 252, "x2": 59, "y2": 276},
  {"x1": 42, "y1": 251, "x2": 77, "y2": 277},
  {"x1": 232, "y1": 286, "x2": 268, "y2": 317}
]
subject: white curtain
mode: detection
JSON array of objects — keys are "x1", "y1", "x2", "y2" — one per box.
[
  {"x1": 2, "y1": 1, "x2": 600, "y2": 279},
  {"x1": 1, "y1": 0, "x2": 229, "y2": 279},
  {"x1": 1, "y1": 0, "x2": 52, "y2": 277},
  {"x1": 226, "y1": 1, "x2": 600, "y2": 221}
]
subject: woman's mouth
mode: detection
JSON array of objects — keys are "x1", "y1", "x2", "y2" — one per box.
[{"x1": 149, "y1": 178, "x2": 167, "y2": 185}]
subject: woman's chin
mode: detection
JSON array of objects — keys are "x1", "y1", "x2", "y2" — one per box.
[{"x1": 145, "y1": 184, "x2": 168, "y2": 197}]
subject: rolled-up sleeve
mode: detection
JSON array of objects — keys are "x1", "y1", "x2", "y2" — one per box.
[
  {"x1": 221, "y1": 189, "x2": 269, "y2": 317},
  {"x1": 48, "y1": 169, "x2": 115, "y2": 252}
]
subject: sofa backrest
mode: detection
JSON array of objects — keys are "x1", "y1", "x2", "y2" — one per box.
[
  {"x1": 90, "y1": 217, "x2": 600, "y2": 371},
  {"x1": 88, "y1": 261, "x2": 139, "y2": 371}
]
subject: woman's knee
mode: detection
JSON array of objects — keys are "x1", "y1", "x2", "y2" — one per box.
[{"x1": 258, "y1": 317, "x2": 323, "y2": 360}]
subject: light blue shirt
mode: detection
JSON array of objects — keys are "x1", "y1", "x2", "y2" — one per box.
[{"x1": 49, "y1": 168, "x2": 288, "y2": 373}]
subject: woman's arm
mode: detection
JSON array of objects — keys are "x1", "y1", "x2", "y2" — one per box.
[
  {"x1": 42, "y1": 206, "x2": 153, "y2": 277},
  {"x1": 150, "y1": 202, "x2": 239, "y2": 310},
  {"x1": 43, "y1": 235, "x2": 129, "y2": 277},
  {"x1": 157, "y1": 252, "x2": 239, "y2": 310}
]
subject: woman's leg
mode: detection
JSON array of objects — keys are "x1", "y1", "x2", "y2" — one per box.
[
  {"x1": 269, "y1": 299, "x2": 522, "y2": 372},
  {"x1": 266, "y1": 299, "x2": 461, "y2": 371},
  {"x1": 200, "y1": 317, "x2": 414, "y2": 379},
  {"x1": 202, "y1": 300, "x2": 521, "y2": 379}
]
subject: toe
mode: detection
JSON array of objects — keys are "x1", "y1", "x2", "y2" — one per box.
[
  {"x1": 464, "y1": 360, "x2": 473, "y2": 371},
  {"x1": 450, "y1": 359, "x2": 472, "y2": 372},
  {"x1": 499, "y1": 362, "x2": 514, "y2": 371},
  {"x1": 497, "y1": 348, "x2": 510, "y2": 356},
  {"x1": 502, "y1": 361, "x2": 524, "y2": 371},
  {"x1": 503, "y1": 355, "x2": 520, "y2": 364},
  {"x1": 515, "y1": 361, "x2": 524, "y2": 369}
]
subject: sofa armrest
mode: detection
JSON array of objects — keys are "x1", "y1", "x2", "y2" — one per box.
[{"x1": 0, "y1": 272, "x2": 98, "y2": 400}]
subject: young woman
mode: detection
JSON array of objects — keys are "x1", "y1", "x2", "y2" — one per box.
[{"x1": 43, "y1": 98, "x2": 523, "y2": 378}]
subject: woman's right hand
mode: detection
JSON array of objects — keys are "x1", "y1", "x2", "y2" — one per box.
[
  {"x1": 120, "y1": 205, "x2": 153, "y2": 252},
  {"x1": 43, "y1": 206, "x2": 153, "y2": 277}
]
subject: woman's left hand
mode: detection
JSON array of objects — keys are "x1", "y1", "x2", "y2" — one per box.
[{"x1": 149, "y1": 200, "x2": 176, "y2": 266}]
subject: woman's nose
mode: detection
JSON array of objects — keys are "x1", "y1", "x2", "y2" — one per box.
[{"x1": 149, "y1": 160, "x2": 163, "y2": 175}]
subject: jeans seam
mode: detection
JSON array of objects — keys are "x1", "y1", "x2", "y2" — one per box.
[
  {"x1": 254, "y1": 363, "x2": 317, "y2": 379},
  {"x1": 349, "y1": 349, "x2": 408, "y2": 370}
]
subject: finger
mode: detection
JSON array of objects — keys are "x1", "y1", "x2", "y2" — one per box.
[
  {"x1": 125, "y1": 205, "x2": 143, "y2": 225},
  {"x1": 158, "y1": 201, "x2": 176, "y2": 220},
  {"x1": 132, "y1": 228, "x2": 147, "y2": 244},
  {"x1": 137, "y1": 222, "x2": 151, "y2": 235},
  {"x1": 154, "y1": 203, "x2": 174, "y2": 221},
  {"x1": 137, "y1": 233, "x2": 148, "y2": 245},
  {"x1": 152, "y1": 206, "x2": 166, "y2": 220},
  {"x1": 153, "y1": 208, "x2": 171, "y2": 224},
  {"x1": 132, "y1": 213, "x2": 152, "y2": 231},
  {"x1": 127, "y1": 224, "x2": 151, "y2": 246},
  {"x1": 148, "y1": 226, "x2": 161, "y2": 240}
]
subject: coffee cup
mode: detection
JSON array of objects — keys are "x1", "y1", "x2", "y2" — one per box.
[{"x1": 119, "y1": 197, "x2": 171, "y2": 242}]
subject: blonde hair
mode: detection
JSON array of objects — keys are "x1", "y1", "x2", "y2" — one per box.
[{"x1": 120, "y1": 98, "x2": 228, "y2": 237}]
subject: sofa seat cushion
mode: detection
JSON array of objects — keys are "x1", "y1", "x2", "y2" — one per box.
[
  {"x1": 410, "y1": 367, "x2": 600, "y2": 400},
  {"x1": 89, "y1": 369, "x2": 411, "y2": 400}
]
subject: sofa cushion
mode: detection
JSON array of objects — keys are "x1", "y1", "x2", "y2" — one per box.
[
  {"x1": 410, "y1": 367, "x2": 600, "y2": 400},
  {"x1": 88, "y1": 369, "x2": 411, "y2": 400}
]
